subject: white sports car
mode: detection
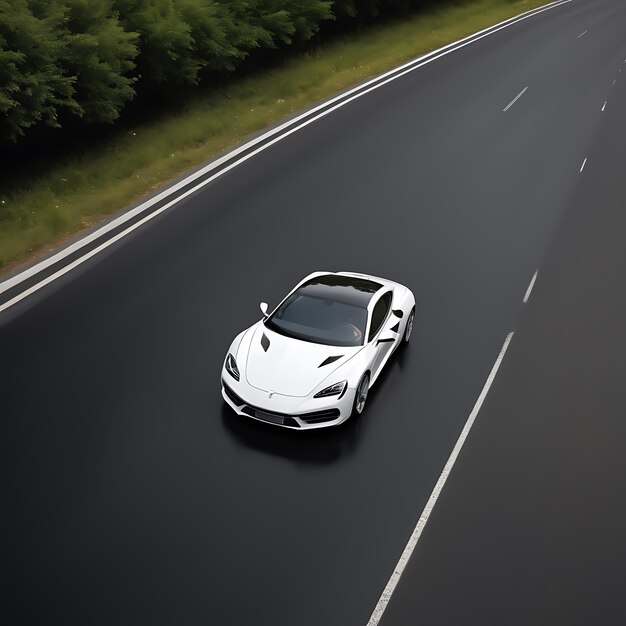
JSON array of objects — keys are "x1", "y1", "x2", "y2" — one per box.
[{"x1": 221, "y1": 271, "x2": 415, "y2": 430}]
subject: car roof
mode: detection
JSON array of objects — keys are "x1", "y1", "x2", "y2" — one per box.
[{"x1": 297, "y1": 273, "x2": 383, "y2": 308}]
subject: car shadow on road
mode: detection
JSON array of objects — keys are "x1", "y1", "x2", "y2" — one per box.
[
  {"x1": 220, "y1": 401, "x2": 363, "y2": 466},
  {"x1": 220, "y1": 340, "x2": 413, "y2": 466}
]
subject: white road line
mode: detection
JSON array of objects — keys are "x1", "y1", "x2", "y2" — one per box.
[
  {"x1": 614, "y1": 79, "x2": 617, "y2": 86},
  {"x1": 576, "y1": 29, "x2": 588, "y2": 38},
  {"x1": 503, "y1": 86, "x2": 528, "y2": 111},
  {"x1": 602, "y1": 101, "x2": 607, "y2": 111},
  {"x1": 366, "y1": 332, "x2": 515, "y2": 626},
  {"x1": 523, "y1": 270, "x2": 538, "y2": 303},
  {"x1": 0, "y1": 0, "x2": 573, "y2": 312},
  {"x1": 580, "y1": 157, "x2": 587, "y2": 172}
]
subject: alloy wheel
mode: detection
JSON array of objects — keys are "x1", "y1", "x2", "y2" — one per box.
[
  {"x1": 355, "y1": 375, "x2": 369, "y2": 414},
  {"x1": 404, "y1": 309, "x2": 414, "y2": 342}
]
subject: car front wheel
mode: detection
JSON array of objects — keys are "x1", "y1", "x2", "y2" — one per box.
[{"x1": 353, "y1": 373, "x2": 370, "y2": 416}]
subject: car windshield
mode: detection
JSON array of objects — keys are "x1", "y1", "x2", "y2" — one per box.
[{"x1": 266, "y1": 293, "x2": 369, "y2": 347}]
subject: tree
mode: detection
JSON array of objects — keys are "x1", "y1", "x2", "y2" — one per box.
[
  {"x1": 114, "y1": 0, "x2": 198, "y2": 85},
  {"x1": 177, "y1": 0, "x2": 243, "y2": 74},
  {"x1": 218, "y1": 0, "x2": 274, "y2": 58},
  {"x1": 277, "y1": 1, "x2": 334, "y2": 44},
  {"x1": 0, "y1": 0, "x2": 76, "y2": 140},
  {"x1": 61, "y1": 0, "x2": 138, "y2": 124}
]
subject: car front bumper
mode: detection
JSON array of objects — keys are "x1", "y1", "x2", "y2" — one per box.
[{"x1": 221, "y1": 376, "x2": 355, "y2": 430}]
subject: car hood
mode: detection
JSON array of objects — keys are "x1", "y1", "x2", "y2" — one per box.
[{"x1": 243, "y1": 324, "x2": 359, "y2": 397}]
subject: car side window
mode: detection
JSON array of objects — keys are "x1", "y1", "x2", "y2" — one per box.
[{"x1": 368, "y1": 292, "x2": 392, "y2": 342}]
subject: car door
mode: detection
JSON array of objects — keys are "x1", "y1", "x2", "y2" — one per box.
[{"x1": 368, "y1": 291, "x2": 394, "y2": 383}]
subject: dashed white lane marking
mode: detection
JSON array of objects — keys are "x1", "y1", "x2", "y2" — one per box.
[
  {"x1": 523, "y1": 270, "x2": 539, "y2": 303},
  {"x1": 602, "y1": 101, "x2": 607, "y2": 111},
  {"x1": 580, "y1": 157, "x2": 588, "y2": 172},
  {"x1": 366, "y1": 332, "x2": 515, "y2": 626},
  {"x1": 503, "y1": 86, "x2": 528, "y2": 112},
  {"x1": 614, "y1": 79, "x2": 617, "y2": 86},
  {"x1": 576, "y1": 30, "x2": 588, "y2": 38}
]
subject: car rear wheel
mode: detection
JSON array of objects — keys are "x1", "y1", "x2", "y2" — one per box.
[
  {"x1": 353, "y1": 373, "x2": 370, "y2": 416},
  {"x1": 404, "y1": 307, "x2": 415, "y2": 343}
]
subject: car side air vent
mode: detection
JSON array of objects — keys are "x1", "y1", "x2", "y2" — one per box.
[
  {"x1": 261, "y1": 333, "x2": 270, "y2": 352},
  {"x1": 318, "y1": 355, "x2": 343, "y2": 368},
  {"x1": 390, "y1": 322, "x2": 400, "y2": 333}
]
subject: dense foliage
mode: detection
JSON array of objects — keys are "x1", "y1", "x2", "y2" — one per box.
[{"x1": 0, "y1": 0, "x2": 427, "y2": 142}]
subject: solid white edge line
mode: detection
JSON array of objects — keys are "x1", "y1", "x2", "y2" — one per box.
[
  {"x1": 0, "y1": 0, "x2": 572, "y2": 308},
  {"x1": 523, "y1": 269, "x2": 539, "y2": 303},
  {"x1": 580, "y1": 157, "x2": 587, "y2": 172},
  {"x1": 366, "y1": 331, "x2": 515, "y2": 626},
  {"x1": 502, "y1": 85, "x2": 528, "y2": 111},
  {"x1": 576, "y1": 29, "x2": 588, "y2": 38}
]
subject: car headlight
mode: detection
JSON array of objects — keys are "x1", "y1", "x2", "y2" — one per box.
[
  {"x1": 225, "y1": 353, "x2": 240, "y2": 381},
  {"x1": 314, "y1": 380, "x2": 347, "y2": 398}
]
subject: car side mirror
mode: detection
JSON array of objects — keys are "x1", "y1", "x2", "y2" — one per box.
[
  {"x1": 376, "y1": 330, "x2": 396, "y2": 345},
  {"x1": 260, "y1": 302, "x2": 269, "y2": 318}
]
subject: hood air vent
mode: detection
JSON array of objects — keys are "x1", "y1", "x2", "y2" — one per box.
[
  {"x1": 318, "y1": 355, "x2": 343, "y2": 368},
  {"x1": 261, "y1": 333, "x2": 270, "y2": 352}
]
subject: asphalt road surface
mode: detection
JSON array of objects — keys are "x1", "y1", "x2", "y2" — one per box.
[
  {"x1": 3, "y1": 0, "x2": 626, "y2": 624},
  {"x1": 379, "y1": 27, "x2": 626, "y2": 625}
]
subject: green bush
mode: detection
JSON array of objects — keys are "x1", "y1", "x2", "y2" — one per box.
[
  {"x1": 0, "y1": 0, "x2": 76, "y2": 140},
  {"x1": 63, "y1": 0, "x2": 139, "y2": 123},
  {"x1": 0, "y1": 0, "x2": 450, "y2": 143}
]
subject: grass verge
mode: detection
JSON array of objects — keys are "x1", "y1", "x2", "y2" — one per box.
[{"x1": 0, "y1": 0, "x2": 549, "y2": 272}]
